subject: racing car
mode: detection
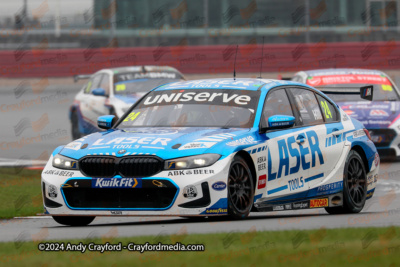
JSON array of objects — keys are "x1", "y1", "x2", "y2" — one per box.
[
  {"x1": 291, "y1": 68, "x2": 400, "y2": 158},
  {"x1": 70, "y1": 65, "x2": 185, "y2": 139},
  {"x1": 42, "y1": 78, "x2": 379, "y2": 226}
]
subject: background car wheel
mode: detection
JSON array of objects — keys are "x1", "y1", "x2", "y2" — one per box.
[
  {"x1": 71, "y1": 112, "x2": 82, "y2": 140},
  {"x1": 228, "y1": 155, "x2": 254, "y2": 219},
  {"x1": 52, "y1": 216, "x2": 95, "y2": 226},
  {"x1": 325, "y1": 150, "x2": 367, "y2": 214}
]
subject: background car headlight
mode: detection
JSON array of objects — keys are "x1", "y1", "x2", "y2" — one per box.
[
  {"x1": 52, "y1": 154, "x2": 79, "y2": 170},
  {"x1": 164, "y1": 154, "x2": 221, "y2": 170}
]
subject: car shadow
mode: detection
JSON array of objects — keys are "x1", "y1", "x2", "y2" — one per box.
[{"x1": 49, "y1": 210, "x2": 379, "y2": 228}]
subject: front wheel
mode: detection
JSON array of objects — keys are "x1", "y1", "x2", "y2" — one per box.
[
  {"x1": 71, "y1": 112, "x2": 82, "y2": 140},
  {"x1": 52, "y1": 216, "x2": 95, "y2": 226},
  {"x1": 325, "y1": 150, "x2": 367, "y2": 214},
  {"x1": 227, "y1": 155, "x2": 254, "y2": 219}
]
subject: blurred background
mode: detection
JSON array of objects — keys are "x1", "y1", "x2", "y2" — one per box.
[{"x1": 1, "y1": 0, "x2": 400, "y2": 162}]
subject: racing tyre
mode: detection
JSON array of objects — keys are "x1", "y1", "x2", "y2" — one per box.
[
  {"x1": 325, "y1": 150, "x2": 367, "y2": 214},
  {"x1": 227, "y1": 155, "x2": 255, "y2": 219},
  {"x1": 71, "y1": 112, "x2": 82, "y2": 140},
  {"x1": 52, "y1": 216, "x2": 95, "y2": 226}
]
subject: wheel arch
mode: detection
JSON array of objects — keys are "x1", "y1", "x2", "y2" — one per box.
[
  {"x1": 351, "y1": 145, "x2": 369, "y2": 173},
  {"x1": 235, "y1": 150, "x2": 257, "y2": 191}
]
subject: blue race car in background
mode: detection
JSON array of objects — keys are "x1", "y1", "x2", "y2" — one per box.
[
  {"x1": 43, "y1": 78, "x2": 379, "y2": 226},
  {"x1": 70, "y1": 65, "x2": 185, "y2": 139},
  {"x1": 291, "y1": 68, "x2": 400, "y2": 159}
]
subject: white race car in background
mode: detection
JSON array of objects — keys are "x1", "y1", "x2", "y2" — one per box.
[{"x1": 69, "y1": 65, "x2": 185, "y2": 139}]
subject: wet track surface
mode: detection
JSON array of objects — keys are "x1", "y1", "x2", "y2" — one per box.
[
  {"x1": 0, "y1": 81, "x2": 82, "y2": 160},
  {"x1": 1, "y1": 161, "x2": 400, "y2": 242}
]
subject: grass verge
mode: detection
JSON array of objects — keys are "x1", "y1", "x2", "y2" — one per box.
[
  {"x1": 1, "y1": 227, "x2": 400, "y2": 266},
  {"x1": 0, "y1": 168, "x2": 43, "y2": 219}
]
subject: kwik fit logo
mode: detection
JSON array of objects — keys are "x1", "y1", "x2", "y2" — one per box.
[{"x1": 92, "y1": 178, "x2": 142, "y2": 188}]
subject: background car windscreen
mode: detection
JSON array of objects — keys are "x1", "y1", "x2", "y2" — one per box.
[
  {"x1": 114, "y1": 71, "x2": 183, "y2": 95},
  {"x1": 306, "y1": 74, "x2": 399, "y2": 102},
  {"x1": 117, "y1": 89, "x2": 260, "y2": 128}
]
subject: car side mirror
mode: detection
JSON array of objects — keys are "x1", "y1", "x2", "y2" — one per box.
[
  {"x1": 259, "y1": 115, "x2": 295, "y2": 133},
  {"x1": 97, "y1": 115, "x2": 117, "y2": 129},
  {"x1": 92, "y1": 88, "x2": 107, "y2": 96}
]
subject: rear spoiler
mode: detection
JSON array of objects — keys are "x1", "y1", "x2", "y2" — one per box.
[
  {"x1": 319, "y1": 85, "x2": 373, "y2": 101},
  {"x1": 277, "y1": 74, "x2": 291, "y2": 81},
  {"x1": 73, "y1": 74, "x2": 91, "y2": 83}
]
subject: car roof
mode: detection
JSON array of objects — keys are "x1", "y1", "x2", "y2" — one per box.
[
  {"x1": 155, "y1": 78, "x2": 311, "y2": 92},
  {"x1": 301, "y1": 68, "x2": 386, "y2": 77}
]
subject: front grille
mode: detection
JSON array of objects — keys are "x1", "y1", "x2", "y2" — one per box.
[
  {"x1": 62, "y1": 179, "x2": 177, "y2": 209},
  {"x1": 368, "y1": 129, "x2": 396, "y2": 147},
  {"x1": 119, "y1": 157, "x2": 164, "y2": 177},
  {"x1": 79, "y1": 156, "x2": 163, "y2": 178}
]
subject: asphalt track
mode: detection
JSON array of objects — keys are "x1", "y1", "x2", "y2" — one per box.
[
  {"x1": 0, "y1": 80, "x2": 82, "y2": 161},
  {"x1": 0, "y1": 161, "x2": 399, "y2": 242}
]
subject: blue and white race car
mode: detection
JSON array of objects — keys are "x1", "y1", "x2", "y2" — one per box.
[
  {"x1": 42, "y1": 78, "x2": 379, "y2": 226},
  {"x1": 291, "y1": 68, "x2": 400, "y2": 158},
  {"x1": 70, "y1": 65, "x2": 185, "y2": 139}
]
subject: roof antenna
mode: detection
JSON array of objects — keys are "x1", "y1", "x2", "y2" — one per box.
[
  {"x1": 258, "y1": 37, "x2": 265, "y2": 79},
  {"x1": 233, "y1": 45, "x2": 238, "y2": 80}
]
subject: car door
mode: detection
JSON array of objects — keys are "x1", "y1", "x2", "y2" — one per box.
[
  {"x1": 80, "y1": 73, "x2": 110, "y2": 127},
  {"x1": 287, "y1": 87, "x2": 345, "y2": 191},
  {"x1": 261, "y1": 88, "x2": 311, "y2": 201}
]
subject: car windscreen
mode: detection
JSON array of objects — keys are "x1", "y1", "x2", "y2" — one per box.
[
  {"x1": 114, "y1": 78, "x2": 181, "y2": 96},
  {"x1": 306, "y1": 74, "x2": 399, "y2": 102},
  {"x1": 116, "y1": 89, "x2": 260, "y2": 128}
]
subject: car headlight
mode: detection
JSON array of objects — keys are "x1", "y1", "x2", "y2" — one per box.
[
  {"x1": 52, "y1": 154, "x2": 79, "y2": 170},
  {"x1": 164, "y1": 154, "x2": 221, "y2": 170}
]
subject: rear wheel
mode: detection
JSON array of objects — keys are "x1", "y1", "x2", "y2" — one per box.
[
  {"x1": 228, "y1": 155, "x2": 254, "y2": 219},
  {"x1": 52, "y1": 216, "x2": 95, "y2": 226},
  {"x1": 325, "y1": 150, "x2": 367, "y2": 214},
  {"x1": 71, "y1": 112, "x2": 82, "y2": 140}
]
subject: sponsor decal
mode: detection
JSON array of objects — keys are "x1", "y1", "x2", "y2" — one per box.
[
  {"x1": 118, "y1": 149, "x2": 126, "y2": 154},
  {"x1": 316, "y1": 181, "x2": 343, "y2": 195},
  {"x1": 92, "y1": 178, "x2": 142, "y2": 188},
  {"x1": 167, "y1": 162, "x2": 176, "y2": 169},
  {"x1": 168, "y1": 169, "x2": 214, "y2": 176},
  {"x1": 92, "y1": 137, "x2": 171, "y2": 146},
  {"x1": 272, "y1": 205, "x2": 284, "y2": 211},
  {"x1": 292, "y1": 201, "x2": 309, "y2": 209},
  {"x1": 48, "y1": 185, "x2": 57, "y2": 198},
  {"x1": 288, "y1": 177, "x2": 304, "y2": 191},
  {"x1": 61, "y1": 183, "x2": 73, "y2": 188},
  {"x1": 370, "y1": 110, "x2": 389, "y2": 116},
  {"x1": 367, "y1": 174, "x2": 373, "y2": 185},
  {"x1": 115, "y1": 72, "x2": 178, "y2": 81},
  {"x1": 285, "y1": 204, "x2": 292, "y2": 210},
  {"x1": 310, "y1": 198, "x2": 328, "y2": 208},
  {"x1": 257, "y1": 156, "x2": 266, "y2": 171},
  {"x1": 212, "y1": 181, "x2": 227, "y2": 191},
  {"x1": 268, "y1": 130, "x2": 324, "y2": 181},
  {"x1": 43, "y1": 169, "x2": 74, "y2": 177},
  {"x1": 179, "y1": 142, "x2": 216, "y2": 150},
  {"x1": 306, "y1": 74, "x2": 391, "y2": 86},
  {"x1": 183, "y1": 185, "x2": 198, "y2": 198},
  {"x1": 353, "y1": 129, "x2": 366, "y2": 138},
  {"x1": 257, "y1": 174, "x2": 266, "y2": 189},
  {"x1": 226, "y1": 136, "x2": 257, "y2": 146},
  {"x1": 374, "y1": 153, "x2": 380, "y2": 167},
  {"x1": 374, "y1": 174, "x2": 378, "y2": 183},
  {"x1": 74, "y1": 181, "x2": 79, "y2": 187},
  {"x1": 64, "y1": 142, "x2": 82, "y2": 150},
  {"x1": 342, "y1": 113, "x2": 349, "y2": 121},
  {"x1": 205, "y1": 208, "x2": 228, "y2": 214},
  {"x1": 110, "y1": 211, "x2": 123, "y2": 215},
  {"x1": 152, "y1": 180, "x2": 167, "y2": 188}
]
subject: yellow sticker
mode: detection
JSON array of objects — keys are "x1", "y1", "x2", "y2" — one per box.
[
  {"x1": 320, "y1": 100, "x2": 332, "y2": 119},
  {"x1": 123, "y1": 112, "x2": 141, "y2": 122},
  {"x1": 382, "y1": 84, "x2": 393, "y2": 91},
  {"x1": 116, "y1": 84, "x2": 126, "y2": 92},
  {"x1": 85, "y1": 81, "x2": 92, "y2": 93}
]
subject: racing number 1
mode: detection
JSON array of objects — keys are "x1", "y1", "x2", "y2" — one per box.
[{"x1": 320, "y1": 101, "x2": 332, "y2": 119}]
